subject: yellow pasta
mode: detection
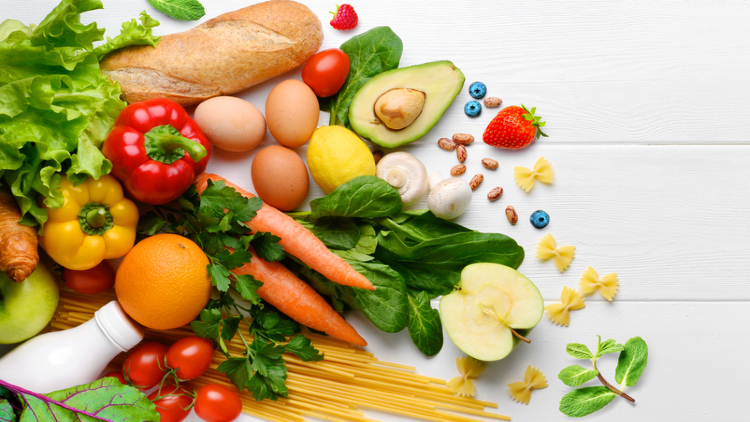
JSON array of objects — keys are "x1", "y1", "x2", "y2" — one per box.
[
  {"x1": 514, "y1": 156, "x2": 554, "y2": 192},
  {"x1": 579, "y1": 266, "x2": 618, "y2": 301},
  {"x1": 545, "y1": 287, "x2": 586, "y2": 327},
  {"x1": 447, "y1": 356, "x2": 486, "y2": 397},
  {"x1": 48, "y1": 287, "x2": 511, "y2": 422},
  {"x1": 507, "y1": 366, "x2": 547, "y2": 405},
  {"x1": 536, "y1": 233, "x2": 576, "y2": 272}
]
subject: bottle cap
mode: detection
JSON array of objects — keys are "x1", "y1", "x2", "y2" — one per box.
[{"x1": 95, "y1": 301, "x2": 144, "y2": 352}]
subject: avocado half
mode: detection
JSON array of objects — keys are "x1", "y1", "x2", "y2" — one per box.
[{"x1": 348, "y1": 61, "x2": 465, "y2": 148}]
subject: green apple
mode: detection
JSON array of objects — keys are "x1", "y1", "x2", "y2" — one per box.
[
  {"x1": 439, "y1": 263, "x2": 543, "y2": 361},
  {"x1": 0, "y1": 262, "x2": 59, "y2": 344}
]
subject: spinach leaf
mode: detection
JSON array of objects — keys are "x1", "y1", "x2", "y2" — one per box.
[
  {"x1": 353, "y1": 223, "x2": 378, "y2": 254},
  {"x1": 376, "y1": 211, "x2": 472, "y2": 243},
  {"x1": 406, "y1": 291, "x2": 443, "y2": 356},
  {"x1": 310, "y1": 176, "x2": 402, "y2": 219},
  {"x1": 297, "y1": 217, "x2": 360, "y2": 250},
  {"x1": 319, "y1": 27, "x2": 403, "y2": 127}
]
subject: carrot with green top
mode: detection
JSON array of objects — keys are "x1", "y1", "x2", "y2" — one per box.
[
  {"x1": 194, "y1": 172, "x2": 374, "y2": 291},
  {"x1": 237, "y1": 248, "x2": 366, "y2": 346}
]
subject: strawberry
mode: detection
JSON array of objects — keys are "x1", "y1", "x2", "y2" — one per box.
[
  {"x1": 482, "y1": 104, "x2": 548, "y2": 149},
  {"x1": 330, "y1": 4, "x2": 358, "y2": 30}
]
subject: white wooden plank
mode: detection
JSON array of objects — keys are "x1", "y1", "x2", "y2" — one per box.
[{"x1": 8, "y1": 0, "x2": 750, "y2": 144}]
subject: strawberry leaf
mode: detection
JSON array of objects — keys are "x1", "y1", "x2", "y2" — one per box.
[{"x1": 521, "y1": 103, "x2": 549, "y2": 139}]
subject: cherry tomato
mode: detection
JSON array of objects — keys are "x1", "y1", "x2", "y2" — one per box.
[
  {"x1": 148, "y1": 384, "x2": 194, "y2": 422},
  {"x1": 63, "y1": 261, "x2": 116, "y2": 294},
  {"x1": 101, "y1": 371, "x2": 126, "y2": 384},
  {"x1": 194, "y1": 384, "x2": 242, "y2": 422},
  {"x1": 123, "y1": 341, "x2": 167, "y2": 390},
  {"x1": 301, "y1": 48, "x2": 350, "y2": 97},
  {"x1": 166, "y1": 336, "x2": 214, "y2": 380}
]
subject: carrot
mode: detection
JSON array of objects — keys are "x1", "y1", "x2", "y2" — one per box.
[
  {"x1": 0, "y1": 188, "x2": 38, "y2": 282},
  {"x1": 237, "y1": 249, "x2": 366, "y2": 346},
  {"x1": 194, "y1": 173, "x2": 374, "y2": 291}
]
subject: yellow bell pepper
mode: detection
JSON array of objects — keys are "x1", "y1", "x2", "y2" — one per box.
[{"x1": 40, "y1": 174, "x2": 138, "y2": 270}]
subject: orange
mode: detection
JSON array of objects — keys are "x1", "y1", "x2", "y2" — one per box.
[{"x1": 115, "y1": 234, "x2": 211, "y2": 330}]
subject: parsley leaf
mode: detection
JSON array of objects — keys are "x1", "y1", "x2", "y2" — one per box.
[
  {"x1": 190, "y1": 309, "x2": 224, "y2": 350},
  {"x1": 217, "y1": 357, "x2": 253, "y2": 390},
  {"x1": 243, "y1": 232, "x2": 285, "y2": 262},
  {"x1": 199, "y1": 180, "x2": 262, "y2": 223},
  {"x1": 285, "y1": 335, "x2": 324, "y2": 361},
  {"x1": 207, "y1": 262, "x2": 232, "y2": 292},
  {"x1": 234, "y1": 274, "x2": 263, "y2": 305}
]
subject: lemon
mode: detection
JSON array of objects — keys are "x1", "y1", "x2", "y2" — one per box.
[{"x1": 307, "y1": 126, "x2": 376, "y2": 193}]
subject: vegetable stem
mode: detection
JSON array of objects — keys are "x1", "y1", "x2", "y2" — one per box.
[
  {"x1": 510, "y1": 328, "x2": 531, "y2": 344},
  {"x1": 592, "y1": 360, "x2": 635, "y2": 402}
]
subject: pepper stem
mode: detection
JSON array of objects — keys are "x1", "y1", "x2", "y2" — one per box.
[
  {"x1": 78, "y1": 203, "x2": 114, "y2": 236},
  {"x1": 144, "y1": 125, "x2": 207, "y2": 165},
  {"x1": 86, "y1": 207, "x2": 107, "y2": 228}
]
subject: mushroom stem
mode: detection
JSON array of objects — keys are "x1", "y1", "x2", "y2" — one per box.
[
  {"x1": 428, "y1": 171, "x2": 443, "y2": 190},
  {"x1": 386, "y1": 168, "x2": 407, "y2": 189}
]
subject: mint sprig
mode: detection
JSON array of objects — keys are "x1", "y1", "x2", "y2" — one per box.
[
  {"x1": 558, "y1": 335, "x2": 648, "y2": 417},
  {"x1": 146, "y1": 0, "x2": 205, "y2": 21}
]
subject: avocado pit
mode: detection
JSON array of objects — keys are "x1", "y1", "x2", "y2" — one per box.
[{"x1": 373, "y1": 88, "x2": 426, "y2": 130}]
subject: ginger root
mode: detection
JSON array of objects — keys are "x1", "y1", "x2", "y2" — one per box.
[{"x1": 0, "y1": 188, "x2": 38, "y2": 282}]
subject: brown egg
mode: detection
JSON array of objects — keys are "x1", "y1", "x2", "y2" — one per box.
[
  {"x1": 251, "y1": 145, "x2": 309, "y2": 211},
  {"x1": 265, "y1": 80, "x2": 319, "y2": 148},
  {"x1": 194, "y1": 96, "x2": 266, "y2": 152}
]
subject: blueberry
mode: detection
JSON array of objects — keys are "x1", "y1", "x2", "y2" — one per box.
[
  {"x1": 464, "y1": 101, "x2": 482, "y2": 117},
  {"x1": 469, "y1": 81, "x2": 487, "y2": 99},
  {"x1": 530, "y1": 210, "x2": 550, "y2": 229}
]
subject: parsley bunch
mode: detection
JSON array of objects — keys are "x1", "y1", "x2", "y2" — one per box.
[
  {"x1": 558, "y1": 336, "x2": 648, "y2": 417},
  {"x1": 138, "y1": 180, "x2": 323, "y2": 401}
]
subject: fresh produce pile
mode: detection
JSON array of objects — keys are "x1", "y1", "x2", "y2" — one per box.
[{"x1": 0, "y1": 1, "x2": 649, "y2": 421}]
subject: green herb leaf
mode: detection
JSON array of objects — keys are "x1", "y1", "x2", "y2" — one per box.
[
  {"x1": 406, "y1": 291, "x2": 443, "y2": 356},
  {"x1": 566, "y1": 343, "x2": 594, "y2": 360},
  {"x1": 0, "y1": 399, "x2": 14, "y2": 422},
  {"x1": 216, "y1": 249, "x2": 254, "y2": 270},
  {"x1": 147, "y1": 0, "x2": 205, "y2": 21},
  {"x1": 319, "y1": 27, "x2": 403, "y2": 127},
  {"x1": 234, "y1": 274, "x2": 263, "y2": 305},
  {"x1": 296, "y1": 217, "x2": 361, "y2": 250},
  {"x1": 615, "y1": 337, "x2": 648, "y2": 387},
  {"x1": 246, "y1": 232, "x2": 285, "y2": 262},
  {"x1": 207, "y1": 261, "x2": 232, "y2": 292},
  {"x1": 191, "y1": 308, "x2": 224, "y2": 350},
  {"x1": 559, "y1": 386, "x2": 616, "y2": 417},
  {"x1": 94, "y1": 11, "x2": 160, "y2": 59},
  {"x1": 247, "y1": 366, "x2": 288, "y2": 401},
  {"x1": 309, "y1": 176, "x2": 403, "y2": 219},
  {"x1": 353, "y1": 224, "x2": 378, "y2": 254},
  {"x1": 199, "y1": 180, "x2": 262, "y2": 223},
  {"x1": 220, "y1": 315, "x2": 242, "y2": 342},
  {"x1": 284, "y1": 335, "x2": 324, "y2": 361},
  {"x1": 249, "y1": 307, "x2": 300, "y2": 343},
  {"x1": 217, "y1": 357, "x2": 253, "y2": 391},
  {"x1": 558, "y1": 365, "x2": 599, "y2": 387},
  {"x1": 596, "y1": 337, "x2": 625, "y2": 357}
]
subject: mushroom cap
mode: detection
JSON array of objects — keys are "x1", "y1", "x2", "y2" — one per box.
[
  {"x1": 376, "y1": 152, "x2": 429, "y2": 205},
  {"x1": 427, "y1": 177, "x2": 472, "y2": 220}
]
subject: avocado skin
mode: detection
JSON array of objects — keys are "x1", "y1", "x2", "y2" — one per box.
[{"x1": 349, "y1": 61, "x2": 465, "y2": 148}]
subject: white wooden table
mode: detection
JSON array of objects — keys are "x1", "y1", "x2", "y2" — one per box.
[{"x1": 6, "y1": 0, "x2": 750, "y2": 420}]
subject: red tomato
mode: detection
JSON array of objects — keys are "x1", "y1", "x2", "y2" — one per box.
[
  {"x1": 123, "y1": 342, "x2": 167, "y2": 390},
  {"x1": 148, "y1": 384, "x2": 194, "y2": 422},
  {"x1": 62, "y1": 261, "x2": 116, "y2": 294},
  {"x1": 301, "y1": 48, "x2": 350, "y2": 97},
  {"x1": 101, "y1": 371, "x2": 126, "y2": 384},
  {"x1": 166, "y1": 336, "x2": 214, "y2": 381},
  {"x1": 194, "y1": 384, "x2": 242, "y2": 422}
]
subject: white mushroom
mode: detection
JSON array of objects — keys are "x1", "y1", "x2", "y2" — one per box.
[
  {"x1": 427, "y1": 171, "x2": 472, "y2": 220},
  {"x1": 376, "y1": 152, "x2": 429, "y2": 205}
]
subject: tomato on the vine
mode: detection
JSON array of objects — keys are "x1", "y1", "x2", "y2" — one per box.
[
  {"x1": 62, "y1": 261, "x2": 116, "y2": 294},
  {"x1": 166, "y1": 336, "x2": 214, "y2": 381},
  {"x1": 194, "y1": 384, "x2": 242, "y2": 422},
  {"x1": 123, "y1": 341, "x2": 167, "y2": 390},
  {"x1": 101, "y1": 371, "x2": 126, "y2": 384},
  {"x1": 148, "y1": 384, "x2": 194, "y2": 422},
  {"x1": 301, "y1": 48, "x2": 350, "y2": 97}
]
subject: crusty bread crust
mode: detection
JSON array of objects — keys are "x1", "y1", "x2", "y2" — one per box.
[{"x1": 101, "y1": 0, "x2": 323, "y2": 106}]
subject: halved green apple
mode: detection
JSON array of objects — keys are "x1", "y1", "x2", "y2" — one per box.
[{"x1": 440, "y1": 263, "x2": 544, "y2": 361}]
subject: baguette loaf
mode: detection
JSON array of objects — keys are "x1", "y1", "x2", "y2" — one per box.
[{"x1": 101, "y1": 0, "x2": 323, "y2": 106}]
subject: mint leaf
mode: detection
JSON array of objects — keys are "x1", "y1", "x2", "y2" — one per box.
[
  {"x1": 284, "y1": 335, "x2": 323, "y2": 362},
  {"x1": 234, "y1": 274, "x2": 263, "y2": 305},
  {"x1": 615, "y1": 337, "x2": 648, "y2": 387},
  {"x1": 0, "y1": 399, "x2": 14, "y2": 422},
  {"x1": 217, "y1": 357, "x2": 253, "y2": 391},
  {"x1": 596, "y1": 337, "x2": 624, "y2": 357},
  {"x1": 147, "y1": 0, "x2": 205, "y2": 21},
  {"x1": 566, "y1": 343, "x2": 594, "y2": 359},
  {"x1": 559, "y1": 386, "x2": 616, "y2": 417},
  {"x1": 558, "y1": 365, "x2": 599, "y2": 387}
]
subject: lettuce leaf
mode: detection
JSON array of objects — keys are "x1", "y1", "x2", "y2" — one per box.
[{"x1": 0, "y1": 0, "x2": 160, "y2": 230}]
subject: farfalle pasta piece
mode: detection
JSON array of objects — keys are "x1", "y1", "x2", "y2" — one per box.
[
  {"x1": 545, "y1": 287, "x2": 586, "y2": 326},
  {"x1": 508, "y1": 366, "x2": 548, "y2": 404},
  {"x1": 447, "y1": 356, "x2": 486, "y2": 397},
  {"x1": 514, "y1": 156, "x2": 554, "y2": 192},
  {"x1": 536, "y1": 233, "x2": 576, "y2": 272},
  {"x1": 579, "y1": 266, "x2": 619, "y2": 301}
]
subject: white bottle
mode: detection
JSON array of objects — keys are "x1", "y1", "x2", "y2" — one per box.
[{"x1": 0, "y1": 301, "x2": 143, "y2": 393}]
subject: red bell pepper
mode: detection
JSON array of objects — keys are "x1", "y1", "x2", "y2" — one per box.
[{"x1": 103, "y1": 98, "x2": 212, "y2": 205}]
